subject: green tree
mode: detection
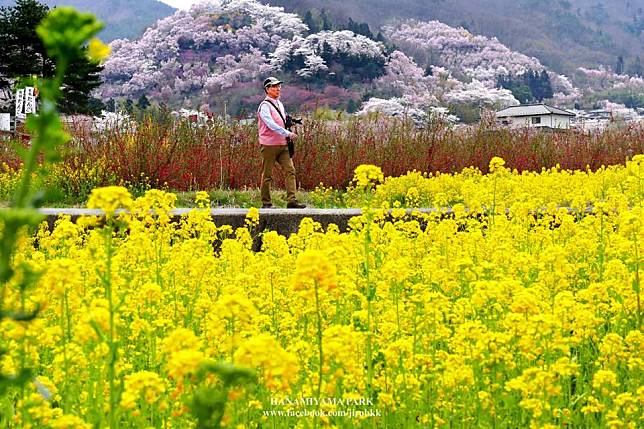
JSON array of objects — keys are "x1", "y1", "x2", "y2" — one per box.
[
  {"x1": 616, "y1": 55, "x2": 624, "y2": 75},
  {"x1": 58, "y1": 46, "x2": 104, "y2": 114},
  {"x1": 0, "y1": 0, "x2": 54, "y2": 78},
  {"x1": 512, "y1": 84, "x2": 534, "y2": 104},
  {"x1": 0, "y1": 0, "x2": 103, "y2": 114},
  {"x1": 104, "y1": 98, "x2": 115, "y2": 112},
  {"x1": 537, "y1": 70, "x2": 553, "y2": 100},
  {"x1": 123, "y1": 98, "x2": 134, "y2": 114},
  {"x1": 303, "y1": 10, "x2": 318, "y2": 34},
  {"x1": 137, "y1": 93, "x2": 150, "y2": 110},
  {"x1": 345, "y1": 17, "x2": 374, "y2": 39},
  {"x1": 346, "y1": 98, "x2": 358, "y2": 113},
  {"x1": 320, "y1": 8, "x2": 332, "y2": 31},
  {"x1": 497, "y1": 74, "x2": 534, "y2": 103},
  {"x1": 627, "y1": 55, "x2": 642, "y2": 77}
]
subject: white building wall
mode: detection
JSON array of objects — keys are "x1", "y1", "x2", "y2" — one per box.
[
  {"x1": 550, "y1": 114, "x2": 571, "y2": 129},
  {"x1": 506, "y1": 115, "x2": 547, "y2": 128},
  {"x1": 500, "y1": 114, "x2": 571, "y2": 129}
]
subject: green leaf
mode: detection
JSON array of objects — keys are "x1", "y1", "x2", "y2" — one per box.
[
  {"x1": 36, "y1": 8, "x2": 104, "y2": 63},
  {"x1": 633, "y1": 277, "x2": 641, "y2": 295},
  {"x1": 199, "y1": 360, "x2": 256, "y2": 386},
  {"x1": 2, "y1": 304, "x2": 41, "y2": 322},
  {"x1": 0, "y1": 369, "x2": 32, "y2": 395},
  {"x1": 608, "y1": 288, "x2": 624, "y2": 305}
]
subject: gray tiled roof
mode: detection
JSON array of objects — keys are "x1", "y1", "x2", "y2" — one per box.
[{"x1": 496, "y1": 104, "x2": 576, "y2": 118}]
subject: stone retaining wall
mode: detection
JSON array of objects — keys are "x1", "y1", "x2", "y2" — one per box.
[{"x1": 38, "y1": 208, "x2": 370, "y2": 237}]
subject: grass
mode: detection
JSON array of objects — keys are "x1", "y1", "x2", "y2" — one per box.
[{"x1": 0, "y1": 188, "x2": 322, "y2": 208}]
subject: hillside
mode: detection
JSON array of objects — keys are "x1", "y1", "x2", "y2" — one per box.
[
  {"x1": 100, "y1": 1, "x2": 547, "y2": 116},
  {"x1": 0, "y1": 0, "x2": 176, "y2": 41},
  {"x1": 273, "y1": 0, "x2": 644, "y2": 76}
]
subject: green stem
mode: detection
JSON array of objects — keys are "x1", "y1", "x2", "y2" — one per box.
[
  {"x1": 270, "y1": 273, "x2": 279, "y2": 341},
  {"x1": 104, "y1": 226, "x2": 117, "y2": 429},
  {"x1": 314, "y1": 281, "x2": 323, "y2": 429},
  {"x1": 364, "y1": 221, "x2": 375, "y2": 399}
]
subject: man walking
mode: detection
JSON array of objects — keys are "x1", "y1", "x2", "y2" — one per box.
[{"x1": 257, "y1": 76, "x2": 305, "y2": 209}]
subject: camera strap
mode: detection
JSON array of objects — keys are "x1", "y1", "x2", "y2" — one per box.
[
  {"x1": 262, "y1": 99, "x2": 295, "y2": 157},
  {"x1": 262, "y1": 99, "x2": 288, "y2": 129}
]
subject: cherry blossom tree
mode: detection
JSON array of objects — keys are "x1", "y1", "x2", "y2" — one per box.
[
  {"x1": 100, "y1": 0, "x2": 306, "y2": 104},
  {"x1": 381, "y1": 19, "x2": 577, "y2": 103},
  {"x1": 443, "y1": 80, "x2": 519, "y2": 107}
]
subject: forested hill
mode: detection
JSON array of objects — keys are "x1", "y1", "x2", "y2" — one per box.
[
  {"x1": 273, "y1": 0, "x2": 644, "y2": 76},
  {"x1": 0, "y1": 0, "x2": 176, "y2": 41}
]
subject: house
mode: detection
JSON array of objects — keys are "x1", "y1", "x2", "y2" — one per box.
[
  {"x1": 586, "y1": 109, "x2": 612, "y2": 121},
  {"x1": 495, "y1": 103, "x2": 576, "y2": 129}
]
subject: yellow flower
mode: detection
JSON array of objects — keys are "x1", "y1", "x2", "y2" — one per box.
[
  {"x1": 87, "y1": 186, "x2": 133, "y2": 217},
  {"x1": 87, "y1": 37, "x2": 111, "y2": 63},
  {"x1": 293, "y1": 249, "x2": 337, "y2": 292},
  {"x1": 49, "y1": 414, "x2": 91, "y2": 429},
  {"x1": 162, "y1": 328, "x2": 203, "y2": 355},
  {"x1": 166, "y1": 349, "x2": 205, "y2": 382},
  {"x1": 489, "y1": 156, "x2": 506, "y2": 173},
  {"x1": 234, "y1": 334, "x2": 298, "y2": 392},
  {"x1": 245, "y1": 207, "x2": 260, "y2": 228},
  {"x1": 195, "y1": 191, "x2": 210, "y2": 208},
  {"x1": 353, "y1": 164, "x2": 384, "y2": 190},
  {"x1": 120, "y1": 371, "x2": 166, "y2": 411},
  {"x1": 592, "y1": 369, "x2": 619, "y2": 394}
]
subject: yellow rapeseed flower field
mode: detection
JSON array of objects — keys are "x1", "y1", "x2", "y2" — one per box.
[{"x1": 0, "y1": 157, "x2": 642, "y2": 428}]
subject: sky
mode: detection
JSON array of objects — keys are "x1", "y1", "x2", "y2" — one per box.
[{"x1": 158, "y1": 0, "x2": 200, "y2": 10}]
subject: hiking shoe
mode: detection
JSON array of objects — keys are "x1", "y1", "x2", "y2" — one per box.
[
  {"x1": 261, "y1": 203, "x2": 273, "y2": 208},
  {"x1": 286, "y1": 201, "x2": 306, "y2": 209}
]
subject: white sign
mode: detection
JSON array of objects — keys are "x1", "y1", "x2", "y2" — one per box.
[
  {"x1": 24, "y1": 87, "x2": 36, "y2": 114},
  {"x1": 15, "y1": 89, "x2": 25, "y2": 119},
  {"x1": 14, "y1": 87, "x2": 37, "y2": 119},
  {"x1": 0, "y1": 113, "x2": 9, "y2": 131}
]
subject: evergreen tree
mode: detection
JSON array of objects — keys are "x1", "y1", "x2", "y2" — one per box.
[
  {"x1": 346, "y1": 98, "x2": 358, "y2": 113},
  {"x1": 627, "y1": 55, "x2": 642, "y2": 76},
  {"x1": 347, "y1": 17, "x2": 356, "y2": 33},
  {"x1": 523, "y1": 70, "x2": 539, "y2": 100},
  {"x1": 616, "y1": 55, "x2": 624, "y2": 74},
  {"x1": 58, "y1": 47, "x2": 104, "y2": 114},
  {"x1": 303, "y1": 10, "x2": 318, "y2": 34},
  {"x1": 359, "y1": 22, "x2": 374, "y2": 39},
  {"x1": 320, "y1": 40, "x2": 333, "y2": 63},
  {"x1": 498, "y1": 73, "x2": 532, "y2": 103},
  {"x1": 344, "y1": 17, "x2": 374, "y2": 39},
  {"x1": 0, "y1": 0, "x2": 54, "y2": 78},
  {"x1": 123, "y1": 98, "x2": 134, "y2": 114},
  {"x1": 105, "y1": 98, "x2": 115, "y2": 112},
  {"x1": 137, "y1": 93, "x2": 150, "y2": 110},
  {"x1": 0, "y1": 0, "x2": 103, "y2": 113},
  {"x1": 86, "y1": 97, "x2": 105, "y2": 115},
  {"x1": 537, "y1": 70, "x2": 553, "y2": 100},
  {"x1": 320, "y1": 8, "x2": 332, "y2": 31}
]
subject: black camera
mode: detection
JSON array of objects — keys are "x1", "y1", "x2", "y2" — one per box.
[
  {"x1": 284, "y1": 115, "x2": 301, "y2": 158},
  {"x1": 285, "y1": 115, "x2": 302, "y2": 129}
]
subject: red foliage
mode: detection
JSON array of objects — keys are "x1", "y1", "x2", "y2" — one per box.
[{"x1": 2, "y1": 117, "x2": 643, "y2": 193}]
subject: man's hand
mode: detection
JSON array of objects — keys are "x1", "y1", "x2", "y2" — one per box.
[{"x1": 289, "y1": 131, "x2": 298, "y2": 139}]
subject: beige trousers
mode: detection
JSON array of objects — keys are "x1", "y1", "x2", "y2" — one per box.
[{"x1": 260, "y1": 144, "x2": 297, "y2": 205}]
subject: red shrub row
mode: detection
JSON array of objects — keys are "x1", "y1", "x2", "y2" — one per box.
[{"x1": 3, "y1": 116, "x2": 643, "y2": 192}]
